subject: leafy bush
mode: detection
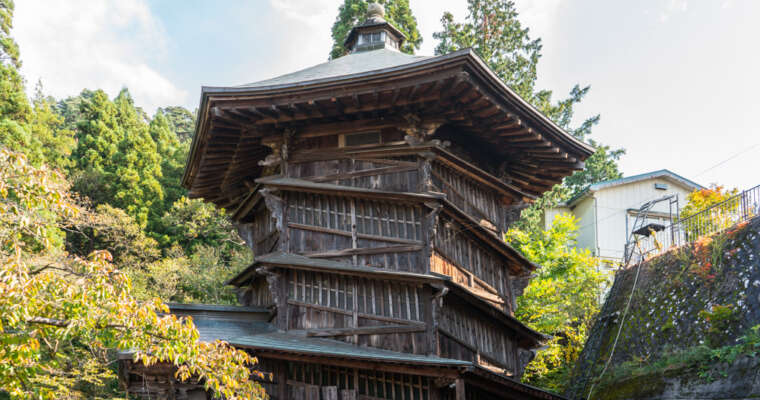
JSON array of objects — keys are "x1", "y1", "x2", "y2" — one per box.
[{"x1": 507, "y1": 214, "x2": 607, "y2": 392}]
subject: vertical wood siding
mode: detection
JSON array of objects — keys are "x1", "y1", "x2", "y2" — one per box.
[
  {"x1": 433, "y1": 216, "x2": 512, "y2": 303},
  {"x1": 288, "y1": 270, "x2": 424, "y2": 322},
  {"x1": 431, "y1": 162, "x2": 503, "y2": 232},
  {"x1": 287, "y1": 361, "x2": 432, "y2": 400},
  {"x1": 289, "y1": 155, "x2": 420, "y2": 193},
  {"x1": 438, "y1": 304, "x2": 517, "y2": 374},
  {"x1": 286, "y1": 192, "x2": 424, "y2": 272}
]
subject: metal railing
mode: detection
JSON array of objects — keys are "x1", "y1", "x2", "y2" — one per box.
[{"x1": 625, "y1": 184, "x2": 760, "y2": 264}]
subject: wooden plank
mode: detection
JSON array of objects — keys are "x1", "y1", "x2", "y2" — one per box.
[
  {"x1": 455, "y1": 378, "x2": 466, "y2": 400},
  {"x1": 305, "y1": 323, "x2": 426, "y2": 337},
  {"x1": 304, "y1": 165, "x2": 418, "y2": 183},
  {"x1": 287, "y1": 300, "x2": 419, "y2": 325},
  {"x1": 301, "y1": 244, "x2": 422, "y2": 258},
  {"x1": 322, "y1": 386, "x2": 339, "y2": 400},
  {"x1": 288, "y1": 223, "x2": 423, "y2": 246}
]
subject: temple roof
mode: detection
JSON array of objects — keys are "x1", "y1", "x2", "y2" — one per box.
[
  {"x1": 183, "y1": 46, "x2": 594, "y2": 211},
  {"x1": 239, "y1": 49, "x2": 427, "y2": 89},
  {"x1": 230, "y1": 332, "x2": 470, "y2": 367}
]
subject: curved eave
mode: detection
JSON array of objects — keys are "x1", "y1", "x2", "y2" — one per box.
[{"x1": 183, "y1": 48, "x2": 594, "y2": 197}]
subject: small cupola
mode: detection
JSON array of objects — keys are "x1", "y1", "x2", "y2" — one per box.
[{"x1": 344, "y1": 3, "x2": 406, "y2": 53}]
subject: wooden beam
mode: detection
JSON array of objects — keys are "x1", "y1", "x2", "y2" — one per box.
[
  {"x1": 305, "y1": 323, "x2": 427, "y2": 337},
  {"x1": 248, "y1": 351, "x2": 463, "y2": 378},
  {"x1": 456, "y1": 378, "x2": 466, "y2": 400}
]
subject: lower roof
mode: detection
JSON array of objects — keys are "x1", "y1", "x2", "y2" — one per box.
[{"x1": 230, "y1": 331, "x2": 469, "y2": 367}]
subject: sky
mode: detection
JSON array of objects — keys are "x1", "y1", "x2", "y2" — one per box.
[{"x1": 13, "y1": 0, "x2": 760, "y2": 191}]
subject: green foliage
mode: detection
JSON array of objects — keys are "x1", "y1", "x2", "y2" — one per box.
[
  {"x1": 594, "y1": 324, "x2": 760, "y2": 392},
  {"x1": 157, "y1": 197, "x2": 245, "y2": 257},
  {"x1": 71, "y1": 89, "x2": 164, "y2": 227},
  {"x1": 330, "y1": 0, "x2": 421, "y2": 59},
  {"x1": 65, "y1": 203, "x2": 161, "y2": 268},
  {"x1": 699, "y1": 304, "x2": 739, "y2": 347},
  {"x1": 132, "y1": 245, "x2": 249, "y2": 305},
  {"x1": 157, "y1": 105, "x2": 196, "y2": 143},
  {"x1": 0, "y1": 149, "x2": 266, "y2": 399},
  {"x1": 148, "y1": 110, "x2": 190, "y2": 228},
  {"x1": 506, "y1": 214, "x2": 606, "y2": 391},
  {"x1": 29, "y1": 83, "x2": 76, "y2": 170}
]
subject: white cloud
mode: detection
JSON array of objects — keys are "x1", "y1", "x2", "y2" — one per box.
[
  {"x1": 269, "y1": 0, "x2": 338, "y2": 27},
  {"x1": 514, "y1": 0, "x2": 564, "y2": 40},
  {"x1": 14, "y1": 0, "x2": 187, "y2": 114},
  {"x1": 659, "y1": 0, "x2": 689, "y2": 22}
]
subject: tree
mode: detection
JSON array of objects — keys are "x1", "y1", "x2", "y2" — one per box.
[
  {"x1": 158, "y1": 105, "x2": 196, "y2": 143},
  {"x1": 329, "y1": 0, "x2": 422, "y2": 59},
  {"x1": 434, "y1": 0, "x2": 625, "y2": 233},
  {"x1": 680, "y1": 184, "x2": 740, "y2": 239},
  {"x1": 71, "y1": 89, "x2": 164, "y2": 227},
  {"x1": 506, "y1": 214, "x2": 606, "y2": 392},
  {"x1": 28, "y1": 83, "x2": 76, "y2": 170},
  {"x1": 0, "y1": 149, "x2": 266, "y2": 399},
  {"x1": 149, "y1": 110, "x2": 189, "y2": 228},
  {"x1": 156, "y1": 197, "x2": 247, "y2": 258}
]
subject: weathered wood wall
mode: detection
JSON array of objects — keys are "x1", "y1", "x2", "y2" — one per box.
[
  {"x1": 285, "y1": 360, "x2": 433, "y2": 400},
  {"x1": 286, "y1": 269, "x2": 429, "y2": 354},
  {"x1": 432, "y1": 215, "x2": 514, "y2": 311},
  {"x1": 238, "y1": 203, "x2": 279, "y2": 256},
  {"x1": 438, "y1": 301, "x2": 518, "y2": 374},
  {"x1": 431, "y1": 161, "x2": 505, "y2": 232},
  {"x1": 289, "y1": 151, "x2": 420, "y2": 194},
  {"x1": 238, "y1": 277, "x2": 274, "y2": 308},
  {"x1": 286, "y1": 192, "x2": 425, "y2": 272}
]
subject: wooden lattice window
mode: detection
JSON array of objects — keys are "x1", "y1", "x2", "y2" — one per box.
[
  {"x1": 287, "y1": 361, "x2": 431, "y2": 400},
  {"x1": 289, "y1": 270, "x2": 423, "y2": 322}
]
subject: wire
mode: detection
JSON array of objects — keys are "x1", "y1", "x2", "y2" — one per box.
[
  {"x1": 694, "y1": 143, "x2": 760, "y2": 178},
  {"x1": 586, "y1": 241, "x2": 646, "y2": 400}
]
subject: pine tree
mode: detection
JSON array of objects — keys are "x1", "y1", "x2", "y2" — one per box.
[
  {"x1": 29, "y1": 82, "x2": 76, "y2": 170},
  {"x1": 149, "y1": 110, "x2": 189, "y2": 229},
  {"x1": 157, "y1": 105, "x2": 196, "y2": 143},
  {"x1": 329, "y1": 0, "x2": 421, "y2": 59},
  {"x1": 72, "y1": 89, "x2": 164, "y2": 227}
]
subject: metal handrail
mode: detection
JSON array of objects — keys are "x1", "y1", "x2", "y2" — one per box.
[{"x1": 625, "y1": 184, "x2": 760, "y2": 264}]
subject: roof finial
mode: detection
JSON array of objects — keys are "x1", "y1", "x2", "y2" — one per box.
[{"x1": 367, "y1": 3, "x2": 386, "y2": 22}]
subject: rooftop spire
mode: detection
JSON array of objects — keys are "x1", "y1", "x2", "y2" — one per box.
[{"x1": 344, "y1": 2, "x2": 406, "y2": 54}]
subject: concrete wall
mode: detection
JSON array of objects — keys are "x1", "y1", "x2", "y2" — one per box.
[{"x1": 566, "y1": 216, "x2": 760, "y2": 400}]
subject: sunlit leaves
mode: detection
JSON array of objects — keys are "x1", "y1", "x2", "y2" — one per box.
[
  {"x1": 507, "y1": 213, "x2": 606, "y2": 391},
  {"x1": 0, "y1": 149, "x2": 266, "y2": 399}
]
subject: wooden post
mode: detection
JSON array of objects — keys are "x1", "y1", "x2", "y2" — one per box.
[
  {"x1": 277, "y1": 361, "x2": 288, "y2": 400},
  {"x1": 321, "y1": 386, "x2": 338, "y2": 400},
  {"x1": 455, "y1": 378, "x2": 466, "y2": 400}
]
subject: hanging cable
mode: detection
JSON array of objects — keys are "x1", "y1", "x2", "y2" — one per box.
[{"x1": 586, "y1": 239, "x2": 645, "y2": 400}]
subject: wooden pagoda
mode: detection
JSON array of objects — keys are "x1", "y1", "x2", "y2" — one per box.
[{"x1": 119, "y1": 4, "x2": 593, "y2": 399}]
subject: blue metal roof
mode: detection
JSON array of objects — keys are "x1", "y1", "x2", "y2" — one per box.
[
  {"x1": 566, "y1": 169, "x2": 704, "y2": 206},
  {"x1": 230, "y1": 332, "x2": 470, "y2": 367}
]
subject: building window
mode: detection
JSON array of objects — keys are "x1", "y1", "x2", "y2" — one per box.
[
  {"x1": 340, "y1": 131, "x2": 381, "y2": 147},
  {"x1": 359, "y1": 31, "x2": 384, "y2": 45},
  {"x1": 654, "y1": 183, "x2": 668, "y2": 190}
]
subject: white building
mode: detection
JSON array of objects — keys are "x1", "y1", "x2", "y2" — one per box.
[{"x1": 544, "y1": 170, "x2": 704, "y2": 266}]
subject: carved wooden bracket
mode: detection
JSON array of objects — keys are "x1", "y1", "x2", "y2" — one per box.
[{"x1": 401, "y1": 113, "x2": 443, "y2": 146}]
